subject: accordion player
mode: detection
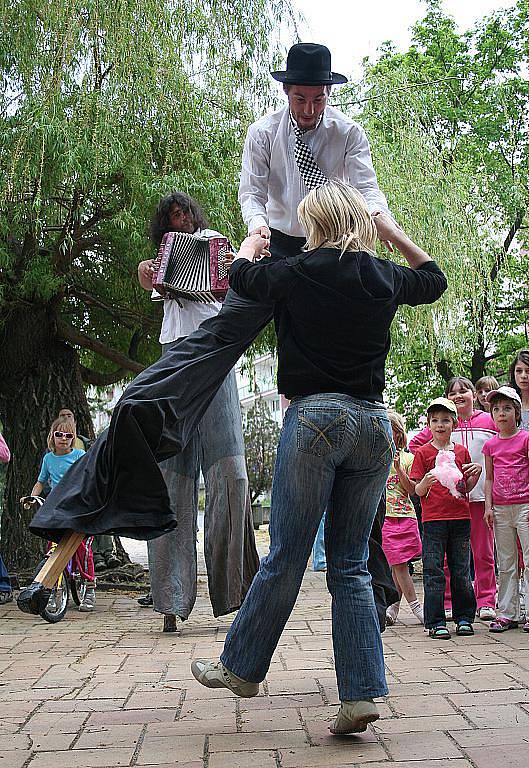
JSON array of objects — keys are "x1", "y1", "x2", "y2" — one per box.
[{"x1": 152, "y1": 231, "x2": 231, "y2": 303}]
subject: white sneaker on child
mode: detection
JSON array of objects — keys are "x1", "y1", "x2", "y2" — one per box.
[
  {"x1": 478, "y1": 606, "x2": 496, "y2": 621},
  {"x1": 409, "y1": 600, "x2": 424, "y2": 625},
  {"x1": 386, "y1": 601, "x2": 400, "y2": 626},
  {"x1": 79, "y1": 587, "x2": 96, "y2": 612}
]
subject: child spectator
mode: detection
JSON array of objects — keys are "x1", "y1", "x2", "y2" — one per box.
[
  {"x1": 29, "y1": 417, "x2": 96, "y2": 612},
  {"x1": 483, "y1": 386, "x2": 529, "y2": 632},
  {"x1": 410, "y1": 398, "x2": 480, "y2": 638},
  {"x1": 410, "y1": 377, "x2": 497, "y2": 620},
  {"x1": 383, "y1": 412, "x2": 423, "y2": 625},
  {"x1": 0, "y1": 431, "x2": 12, "y2": 605},
  {"x1": 475, "y1": 376, "x2": 499, "y2": 413},
  {"x1": 509, "y1": 350, "x2": 529, "y2": 430}
]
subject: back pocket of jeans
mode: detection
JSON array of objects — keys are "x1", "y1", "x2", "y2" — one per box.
[
  {"x1": 297, "y1": 407, "x2": 347, "y2": 456},
  {"x1": 372, "y1": 417, "x2": 395, "y2": 467}
]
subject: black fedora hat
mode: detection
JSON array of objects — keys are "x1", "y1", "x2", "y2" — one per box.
[{"x1": 271, "y1": 43, "x2": 348, "y2": 86}]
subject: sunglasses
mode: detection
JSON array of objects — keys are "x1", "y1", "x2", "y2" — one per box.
[{"x1": 54, "y1": 431, "x2": 74, "y2": 440}]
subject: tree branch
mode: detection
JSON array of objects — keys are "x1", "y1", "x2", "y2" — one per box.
[
  {"x1": 56, "y1": 319, "x2": 145, "y2": 373},
  {"x1": 69, "y1": 287, "x2": 159, "y2": 329},
  {"x1": 79, "y1": 364, "x2": 131, "y2": 386},
  {"x1": 489, "y1": 209, "x2": 525, "y2": 284}
]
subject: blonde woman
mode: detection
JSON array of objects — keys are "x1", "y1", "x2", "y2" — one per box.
[{"x1": 191, "y1": 181, "x2": 446, "y2": 734}]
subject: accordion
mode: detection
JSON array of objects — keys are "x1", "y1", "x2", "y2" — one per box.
[{"x1": 152, "y1": 231, "x2": 231, "y2": 303}]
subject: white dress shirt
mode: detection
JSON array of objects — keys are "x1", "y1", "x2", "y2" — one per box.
[
  {"x1": 239, "y1": 105, "x2": 390, "y2": 238},
  {"x1": 155, "y1": 228, "x2": 223, "y2": 344}
]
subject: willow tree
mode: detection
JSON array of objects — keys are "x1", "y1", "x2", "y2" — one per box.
[{"x1": 0, "y1": 0, "x2": 293, "y2": 569}]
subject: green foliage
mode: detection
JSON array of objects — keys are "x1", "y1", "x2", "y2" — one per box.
[
  {"x1": 0, "y1": 0, "x2": 294, "y2": 377},
  {"x1": 243, "y1": 396, "x2": 280, "y2": 503},
  {"x1": 332, "y1": 0, "x2": 529, "y2": 423}
]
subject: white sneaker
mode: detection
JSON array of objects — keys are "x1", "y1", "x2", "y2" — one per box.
[
  {"x1": 330, "y1": 699, "x2": 380, "y2": 734},
  {"x1": 410, "y1": 602, "x2": 424, "y2": 625},
  {"x1": 479, "y1": 606, "x2": 496, "y2": 621},
  {"x1": 445, "y1": 609, "x2": 453, "y2": 621},
  {"x1": 191, "y1": 659, "x2": 259, "y2": 698},
  {"x1": 79, "y1": 587, "x2": 96, "y2": 612},
  {"x1": 386, "y1": 601, "x2": 400, "y2": 626}
]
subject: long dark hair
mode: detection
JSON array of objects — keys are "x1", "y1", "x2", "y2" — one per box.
[
  {"x1": 150, "y1": 191, "x2": 208, "y2": 247},
  {"x1": 509, "y1": 349, "x2": 529, "y2": 395}
]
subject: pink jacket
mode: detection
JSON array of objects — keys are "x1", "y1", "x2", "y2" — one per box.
[
  {"x1": 409, "y1": 410, "x2": 497, "y2": 503},
  {"x1": 0, "y1": 433, "x2": 10, "y2": 463}
]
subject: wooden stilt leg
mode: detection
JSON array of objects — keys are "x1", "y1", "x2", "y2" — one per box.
[
  {"x1": 17, "y1": 531, "x2": 87, "y2": 616},
  {"x1": 36, "y1": 532, "x2": 86, "y2": 587}
]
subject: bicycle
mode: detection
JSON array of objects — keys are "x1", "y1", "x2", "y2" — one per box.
[{"x1": 19, "y1": 496, "x2": 88, "y2": 623}]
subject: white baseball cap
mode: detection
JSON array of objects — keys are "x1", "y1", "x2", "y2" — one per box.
[{"x1": 486, "y1": 386, "x2": 522, "y2": 407}]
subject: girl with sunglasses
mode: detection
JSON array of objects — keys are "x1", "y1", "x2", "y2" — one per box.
[{"x1": 29, "y1": 417, "x2": 96, "y2": 612}]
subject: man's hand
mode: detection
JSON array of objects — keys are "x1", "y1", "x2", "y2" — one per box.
[
  {"x1": 236, "y1": 233, "x2": 270, "y2": 263},
  {"x1": 250, "y1": 225, "x2": 271, "y2": 240},
  {"x1": 138, "y1": 259, "x2": 155, "y2": 290},
  {"x1": 483, "y1": 508, "x2": 494, "y2": 529}
]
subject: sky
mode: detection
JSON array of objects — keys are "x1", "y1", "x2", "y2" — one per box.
[{"x1": 288, "y1": 0, "x2": 515, "y2": 80}]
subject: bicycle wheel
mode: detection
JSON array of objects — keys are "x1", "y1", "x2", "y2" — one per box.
[
  {"x1": 33, "y1": 559, "x2": 70, "y2": 623},
  {"x1": 70, "y1": 574, "x2": 87, "y2": 606}
]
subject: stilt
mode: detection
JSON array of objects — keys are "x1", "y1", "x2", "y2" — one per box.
[{"x1": 17, "y1": 531, "x2": 85, "y2": 615}]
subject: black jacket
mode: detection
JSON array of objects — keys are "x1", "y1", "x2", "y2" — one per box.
[{"x1": 229, "y1": 248, "x2": 447, "y2": 402}]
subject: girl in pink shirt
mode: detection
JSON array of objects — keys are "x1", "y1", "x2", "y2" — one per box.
[{"x1": 483, "y1": 387, "x2": 529, "y2": 633}]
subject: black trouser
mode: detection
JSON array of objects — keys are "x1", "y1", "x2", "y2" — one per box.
[{"x1": 369, "y1": 494, "x2": 400, "y2": 632}]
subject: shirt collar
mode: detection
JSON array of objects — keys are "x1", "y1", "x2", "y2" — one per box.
[{"x1": 289, "y1": 110, "x2": 324, "y2": 136}]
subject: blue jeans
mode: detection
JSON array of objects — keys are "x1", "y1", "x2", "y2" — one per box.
[
  {"x1": 422, "y1": 519, "x2": 476, "y2": 628},
  {"x1": 221, "y1": 394, "x2": 393, "y2": 701},
  {"x1": 312, "y1": 513, "x2": 327, "y2": 570}
]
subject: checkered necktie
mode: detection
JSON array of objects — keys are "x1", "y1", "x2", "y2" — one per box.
[{"x1": 291, "y1": 118, "x2": 328, "y2": 190}]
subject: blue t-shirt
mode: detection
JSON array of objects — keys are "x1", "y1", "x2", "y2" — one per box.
[{"x1": 38, "y1": 448, "x2": 85, "y2": 489}]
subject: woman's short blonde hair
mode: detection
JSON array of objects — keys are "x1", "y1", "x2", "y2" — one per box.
[
  {"x1": 297, "y1": 180, "x2": 377, "y2": 255},
  {"x1": 387, "y1": 410, "x2": 407, "y2": 450},
  {"x1": 47, "y1": 417, "x2": 76, "y2": 452}
]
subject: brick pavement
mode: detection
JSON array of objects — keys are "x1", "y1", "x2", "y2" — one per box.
[{"x1": 2, "y1": 556, "x2": 529, "y2": 768}]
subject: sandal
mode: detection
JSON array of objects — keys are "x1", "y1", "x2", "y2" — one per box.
[
  {"x1": 456, "y1": 621, "x2": 474, "y2": 636},
  {"x1": 489, "y1": 617, "x2": 518, "y2": 633},
  {"x1": 429, "y1": 625, "x2": 451, "y2": 639},
  {"x1": 0, "y1": 591, "x2": 13, "y2": 605}
]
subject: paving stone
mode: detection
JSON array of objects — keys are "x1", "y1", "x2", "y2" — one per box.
[
  {"x1": 387, "y1": 693, "x2": 457, "y2": 717},
  {"x1": 74, "y1": 723, "x2": 143, "y2": 749},
  {"x1": 208, "y1": 751, "x2": 277, "y2": 768},
  {"x1": 381, "y1": 730, "x2": 465, "y2": 760},
  {"x1": 27, "y1": 746, "x2": 135, "y2": 767},
  {"x1": 451, "y1": 726, "x2": 529, "y2": 747},
  {"x1": 460, "y1": 703, "x2": 529, "y2": 728},
  {"x1": 209, "y1": 729, "x2": 308, "y2": 752},
  {"x1": 279, "y1": 741, "x2": 387, "y2": 766},
  {"x1": 465, "y1": 744, "x2": 529, "y2": 767},
  {"x1": 136, "y1": 734, "x2": 205, "y2": 764},
  {"x1": 0, "y1": 750, "x2": 33, "y2": 768}
]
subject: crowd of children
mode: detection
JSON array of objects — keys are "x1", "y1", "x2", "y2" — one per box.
[{"x1": 382, "y1": 349, "x2": 529, "y2": 638}]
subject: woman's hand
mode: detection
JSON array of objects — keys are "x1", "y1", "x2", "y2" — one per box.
[{"x1": 236, "y1": 233, "x2": 270, "y2": 262}]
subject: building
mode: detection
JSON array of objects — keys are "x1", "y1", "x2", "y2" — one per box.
[{"x1": 235, "y1": 353, "x2": 288, "y2": 426}]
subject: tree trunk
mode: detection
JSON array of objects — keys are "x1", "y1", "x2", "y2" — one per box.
[
  {"x1": 470, "y1": 342, "x2": 487, "y2": 383},
  {"x1": 0, "y1": 306, "x2": 93, "y2": 571}
]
